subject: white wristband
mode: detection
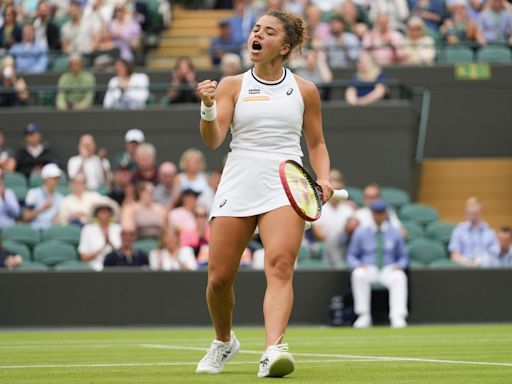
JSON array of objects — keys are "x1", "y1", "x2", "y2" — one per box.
[{"x1": 201, "y1": 101, "x2": 217, "y2": 121}]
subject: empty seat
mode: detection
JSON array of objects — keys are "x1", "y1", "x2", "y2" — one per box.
[
  {"x1": 402, "y1": 220, "x2": 424, "y2": 242},
  {"x1": 2, "y1": 224, "x2": 41, "y2": 247},
  {"x1": 381, "y1": 187, "x2": 411, "y2": 210},
  {"x1": 477, "y1": 46, "x2": 512, "y2": 63},
  {"x1": 407, "y1": 238, "x2": 447, "y2": 266},
  {"x1": 345, "y1": 186, "x2": 364, "y2": 207},
  {"x1": 33, "y1": 241, "x2": 79, "y2": 267},
  {"x1": 3, "y1": 240, "x2": 31, "y2": 261},
  {"x1": 399, "y1": 203, "x2": 440, "y2": 227},
  {"x1": 133, "y1": 239, "x2": 158, "y2": 254},
  {"x1": 4, "y1": 172, "x2": 27, "y2": 187},
  {"x1": 426, "y1": 221, "x2": 456, "y2": 245},
  {"x1": 42, "y1": 225, "x2": 82, "y2": 246},
  {"x1": 440, "y1": 46, "x2": 474, "y2": 64},
  {"x1": 429, "y1": 258, "x2": 465, "y2": 268}
]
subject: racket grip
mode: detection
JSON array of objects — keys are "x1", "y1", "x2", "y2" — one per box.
[{"x1": 332, "y1": 189, "x2": 349, "y2": 201}]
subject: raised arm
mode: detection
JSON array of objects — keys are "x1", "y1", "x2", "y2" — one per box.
[{"x1": 197, "y1": 75, "x2": 241, "y2": 150}]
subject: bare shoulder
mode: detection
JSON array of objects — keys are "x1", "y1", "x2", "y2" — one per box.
[
  {"x1": 293, "y1": 73, "x2": 320, "y2": 104},
  {"x1": 216, "y1": 74, "x2": 244, "y2": 102}
]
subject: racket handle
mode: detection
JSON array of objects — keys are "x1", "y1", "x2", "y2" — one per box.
[{"x1": 332, "y1": 189, "x2": 349, "y2": 201}]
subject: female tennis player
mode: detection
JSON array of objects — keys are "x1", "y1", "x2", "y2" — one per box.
[{"x1": 195, "y1": 10, "x2": 333, "y2": 378}]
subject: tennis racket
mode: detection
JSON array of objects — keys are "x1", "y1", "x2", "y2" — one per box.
[{"x1": 279, "y1": 160, "x2": 349, "y2": 222}]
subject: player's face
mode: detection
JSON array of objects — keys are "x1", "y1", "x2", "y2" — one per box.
[{"x1": 248, "y1": 15, "x2": 290, "y2": 63}]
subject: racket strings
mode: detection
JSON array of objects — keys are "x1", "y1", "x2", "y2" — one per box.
[{"x1": 284, "y1": 165, "x2": 321, "y2": 218}]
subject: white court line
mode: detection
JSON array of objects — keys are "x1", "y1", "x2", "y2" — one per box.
[{"x1": 141, "y1": 344, "x2": 512, "y2": 368}]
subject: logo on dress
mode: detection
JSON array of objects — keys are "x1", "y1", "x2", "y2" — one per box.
[
  {"x1": 249, "y1": 88, "x2": 261, "y2": 95},
  {"x1": 286, "y1": 88, "x2": 293, "y2": 95},
  {"x1": 219, "y1": 199, "x2": 227, "y2": 208}
]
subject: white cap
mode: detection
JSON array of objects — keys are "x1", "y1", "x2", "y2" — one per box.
[
  {"x1": 124, "y1": 129, "x2": 145, "y2": 143},
  {"x1": 41, "y1": 163, "x2": 62, "y2": 179}
]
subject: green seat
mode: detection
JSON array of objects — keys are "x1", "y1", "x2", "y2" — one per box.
[
  {"x1": 54, "y1": 260, "x2": 92, "y2": 271},
  {"x1": 477, "y1": 46, "x2": 512, "y2": 63},
  {"x1": 426, "y1": 221, "x2": 456, "y2": 245},
  {"x1": 16, "y1": 261, "x2": 49, "y2": 270},
  {"x1": 50, "y1": 54, "x2": 69, "y2": 72},
  {"x1": 381, "y1": 187, "x2": 411, "y2": 210},
  {"x1": 407, "y1": 238, "x2": 447, "y2": 266},
  {"x1": 441, "y1": 46, "x2": 474, "y2": 64},
  {"x1": 33, "y1": 241, "x2": 79, "y2": 267},
  {"x1": 402, "y1": 220, "x2": 424, "y2": 242},
  {"x1": 296, "y1": 258, "x2": 330, "y2": 269},
  {"x1": 42, "y1": 225, "x2": 82, "y2": 246},
  {"x1": 409, "y1": 259, "x2": 427, "y2": 269},
  {"x1": 4, "y1": 172, "x2": 27, "y2": 187},
  {"x1": 56, "y1": 184, "x2": 71, "y2": 196},
  {"x1": 133, "y1": 239, "x2": 158, "y2": 254},
  {"x1": 9, "y1": 185, "x2": 28, "y2": 202},
  {"x1": 3, "y1": 240, "x2": 32, "y2": 261},
  {"x1": 2, "y1": 224, "x2": 41, "y2": 247},
  {"x1": 429, "y1": 258, "x2": 465, "y2": 268},
  {"x1": 399, "y1": 203, "x2": 439, "y2": 227},
  {"x1": 29, "y1": 171, "x2": 68, "y2": 188},
  {"x1": 345, "y1": 186, "x2": 364, "y2": 207}
]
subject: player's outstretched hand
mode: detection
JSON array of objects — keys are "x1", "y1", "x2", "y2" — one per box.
[{"x1": 197, "y1": 80, "x2": 218, "y2": 107}]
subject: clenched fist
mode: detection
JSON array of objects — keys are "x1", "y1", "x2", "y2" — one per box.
[{"x1": 197, "y1": 80, "x2": 218, "y2": 107}]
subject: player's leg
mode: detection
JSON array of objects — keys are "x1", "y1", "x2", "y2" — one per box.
[
  {"x1": 256, "y1": 205, "x2": 304, "y2": 377},
  {"x1": 197, "y1": 216, "x2": 258, "y2": 374},
  {"x1": 351, "y1": 265, "x2": 379, "y2": 328},
  {"x1": 379, "y1": 265, "x2": 408, "y2": 328}
]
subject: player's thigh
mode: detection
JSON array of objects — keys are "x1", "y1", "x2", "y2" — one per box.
[
  {"x1": 209, "y1": 216, "x2": 258, "y2": 279},
  {"x1": 258, "y1": 206, "x2": 305, "y2": 270}
]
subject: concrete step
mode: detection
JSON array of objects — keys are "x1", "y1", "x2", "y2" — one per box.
[{"x1": 147, "y1": 55, "x2": 212, "y2": 70}]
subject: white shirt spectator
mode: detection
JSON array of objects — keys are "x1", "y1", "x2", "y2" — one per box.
[
  {"x1": 58, "y1": 190, "x2": 103, "y2": 225},
  {"x1": 68, "y1": 155, "x2": 111, "y2": 191},
  {"x1": 103, "y1": 73, "x2": 149, "y2": 109},
  {"x1": 148, "y1": 246, "x2": 198, "y2": 271},
  {"x1": 78, "y1": 222, "x2": 121, "y2": 271}
]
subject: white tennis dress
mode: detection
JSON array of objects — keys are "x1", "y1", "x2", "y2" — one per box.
[{"x1": 210, "y1": 67, "x2": 305, "y2": 219}]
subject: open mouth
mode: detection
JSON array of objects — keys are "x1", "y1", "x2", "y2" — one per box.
[{"x1": 252, "y1": 41, "x2": 262, "y2": 51}]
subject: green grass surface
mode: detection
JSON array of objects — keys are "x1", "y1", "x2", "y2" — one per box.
[{"x1": 1, "y1": 325, "x2": 511, "y2": 383}]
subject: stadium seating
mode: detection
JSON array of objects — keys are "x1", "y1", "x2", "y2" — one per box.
[
  {"x1": 381, "y1": 187, "x2": 411, "y2": 210},
  {"x1": 42, "y1": 225, "x2": 82, "y2": 246},
  {"x1": 4, "y1": 172, "x2": 27, "y2": 187},
  {"x1": 29, "y1": 172, "x2": 68, "y2": 188},
  {"x1": 401, "y1": 220, "x2": 425, "y2": 242},
  {"x1": 429, "y1": 258, "x2": 465, "y2": 268},
  {"x1": 9, "y1": 185, "x2": 28, "y2": 203},
  {"x1": 53, "y1": 260, "x2": 92, "y2": 270},
  {"x1": 32, "y1": 240, "x2": 79, "y2": 267},
  {"x1": 407, "y1": 238, "x2": 448, "y2": 266},
  {"x1": 134, "y1": 239, "x2": 158, "y2": 254},
  {"x1": 425, "y1": 221, "x2": 456, "y2": 246},
  {"x1": 439, "y1": 46, "x2": 474, "y2": 64},
  {"x1": 4, "y1": 240, "x2": 32, "y2": 260},
  {"x1": 399, "y1": 203, "x2": 440, "y2": 227},
  {"x1": 476, "y1": 46, "x2": 512, "y2": 63},
  {"x1": 345, "y1": 186, "x2": 364, "y2": 207},
  {"x1": 2, "y1": 224, "x2": 41, "y2": 247}
]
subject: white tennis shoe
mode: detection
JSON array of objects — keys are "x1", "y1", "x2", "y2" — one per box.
[
  {"x1": 196, "y1": 331, "x2": 240, "y2": 374},
  {"x1": 257, "y1": 343, "x2": 295, "y2": 378}
]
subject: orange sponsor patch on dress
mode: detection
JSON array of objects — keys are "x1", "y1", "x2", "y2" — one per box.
[{"x1": 242, "y1": 96, "x2": 270, "y2": 102}]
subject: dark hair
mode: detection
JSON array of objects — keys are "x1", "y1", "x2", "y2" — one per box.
[
  {"x1": 500, "y1": 226, "x2": 511, "y2": 234},
  {"x1": 264, "y1": 10, "x2": 307, "y2": 60},
  {"x1": 134, "y1": 181, "x2": 152, "y2": 200},
  {"x1": 115, "y1": 58, "x2": 133, "y2": 76}
]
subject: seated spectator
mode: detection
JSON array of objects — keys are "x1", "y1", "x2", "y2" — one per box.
[
  {"x1": 476, "y1": 0, "x2": 512, "y2": 46},
  {"x1": 0, "y1": 6, "x2": 22, "y2": 49},
  {"x1": 340, "y1": 0, "x2": 371, "y2": 40},
  {"x1": 149, "y1": 227, "x2": 198, "y2": 271},
  {"x1": 32, "y1": 0, "x2": 61, "y2": 51},
  {"x1": 219, "y1": 53, "x2": 243, "y2": 81},
  {"x1": 112, "y1": 128, "x2": 144, "y2": 171},
  {"x1": 311, "y1": 169, "x2": 355, "y2": 268},
  {"x1": 121, "y1": 181, "x2": 166, "y2": 240},
  {"x1": 153, "y1": 161, "x2": 179, "y2": 208},
  {"x1": 68, "y1": 134, "x2": 110, "y2": 191},
  {"x1": 449, "y1": 197, "x2": 499, "y2": 267},
  {"x1": 0, "y1": 55, "x2": 29, "y2": 107},
  {"x1": 0, "y1": 129, "x2": 17, "y2": 171},
  {"x1": 132, "y1": 143, "x2": 158, "y2": 185},
  {"x1": 294, "y1": 48, "x2": 333, "y2": 101},
  {"x1": 210, "y1": 18, "x2": 242, "y2": 66},
  {"x1": 168, "y1": 188, "x2": 200, "y2": 231},
  {"x1": 362, "y1": 11, "x2": 406, "y2": 66},
  {"x1": 345, "y1": 51, "x2": 388, "y2": 106},
  {"x1": 320, "y1": 15, "x2": 360, "y2": 69},
  {"x1": 103, "y1": 58, "x2": 149, "y2": 109},
  {"x1": 79, "y1": 196, "x2": 121, "y2": 271},
  {"x1": 61, "y1": 0, "x2": 88, "y2": 54},
  {"x1": 107, "y1": 163, "x2": 135, "y2": 206},
  {"x1": 446, "y1": 0, "x2": 483, "y2": 20},
  {"x1": 109, "y1": 3, "x2": 142, "y2": 63},
  {"x1": 303, "y1": 3, "x2": 331, "y2": 47},
  {"x1": 229, "y1": 0, "x2": 257, "y2": 45},
  {"x1": 347, "y1": 199, "x2": 409, "y2": 328},
  {"x1": 165, "y1": 57, "x2": 200, "y2": 104},
  {"x1": 15, "y1": 123, "x2": 57, "y2": 178},
  {"x1": 0, "y1": 234, "x2": 23, "y2": 270},
  {"x1": 369, "y1": 0, "x2": 409, "y2": 33},
  {"x1": 197, "y1": 168, "x2": 222, "y2": 213},
  {"x1": 482, "y1": 227, "x2": 512, "y2": 268},
  {"x1": 440, "y1": 0, "x2": 478, "y2": 45},
  {"x1": 58, "y1": 173, "x2": 103, "y2": 226},
  {"x1": 0, "y1": 168, "x2": 21, "y2": 228},
  {"x1": 9, "y1": 24, "x2": 48, "y2": 74},
  {"x1": 89, "y1": 25, "x2": 120, "y2": 70},
  {"x1": 103, "y1": 227, "x2": 149, "y2": 267},
  {"x1": 410, "y1": 0, "x2": 446, "y2": 31},
  {"x1": 22, "y1": 163, "x2": 64, "y2": 230},
  {"x1": 56, "y1": 54, "x2": 96, "y2": 110},
  {"x1": 403, "y1": 16, "x2": 436, "y2": 65},
  {"x1": 177, "y1": 148, "x2": 211, "y2": 195}
]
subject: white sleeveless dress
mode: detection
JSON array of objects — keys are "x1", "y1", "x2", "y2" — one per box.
[{"x1": 210, "y1": 67, "x2": 305, "y2": 219}]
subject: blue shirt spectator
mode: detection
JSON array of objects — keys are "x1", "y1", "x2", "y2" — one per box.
[
  {"x1": 351, "y1": 72, "x2": 387, "y2": 98},
  {"x1": 210, "y1": 18, "x2": 242, "y2": 66},
  {"x1": 347, "y1": 221, "x2": 408, "y2": 270},
  {"x1": 476, "y1": 0, "x2": 512, "y2": 44},
  {"x1": 103, "y1": 228, "x2": 149, "y2": 267},
  {"x1": 9, "y1": 24, "x2": 48, "y2": 74},
  {"x1": 410, "y1": 0, "x2": 446, "y2": 31},
  {"x1": 0, "y1": 186, "x2": 21, "y2": 228},
  {"x1": 23, "y1": 163, "x2": 63, "y2": 230}
]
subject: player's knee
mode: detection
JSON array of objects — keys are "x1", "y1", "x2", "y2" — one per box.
[
  {"x1": 267, "y1": 255, "x2": 294, "y2": 281},
  {"x1": 208, "y1": 273, "x2": 233, "y2": 293}
]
